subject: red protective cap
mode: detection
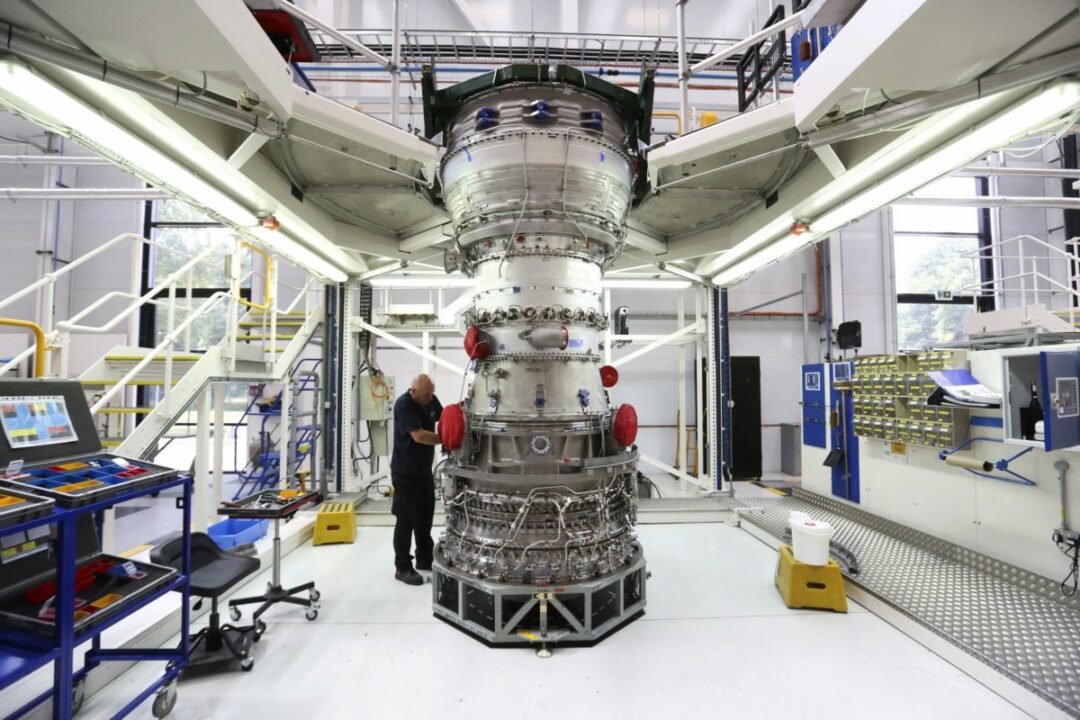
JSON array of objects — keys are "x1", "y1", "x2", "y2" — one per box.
[
  {"x1": 613, "y1": 404, "x2": 638, "y2": 447},
  {"x1": 599, "y1": 365, "x2": 619, "y2": 388},
  {"x1": 439, "y1": 403, "x2": 466, "y2": 451},
  {"x1": 464, "y1": 326, "x2": 490, "y2": 359}
]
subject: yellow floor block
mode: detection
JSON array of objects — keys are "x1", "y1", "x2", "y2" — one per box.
[
  {"x1": 314, "y1": 501, "x2": 356, "y2": 546},
  {"x1": 774, "y1": 544, "x2": 848, "y2": 613}
]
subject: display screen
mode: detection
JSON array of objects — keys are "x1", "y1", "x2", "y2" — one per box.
[{"x1": 0, "y1": 395, "x2": 77, "y2": 449}]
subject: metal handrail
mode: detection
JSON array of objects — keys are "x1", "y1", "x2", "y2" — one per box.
[
  {"x1": 239, "y1": 241, "x2": 272, "y2": 311},
  {"x1": 89, "y1": 292, "x2": 230, "y2": 414},
  {"x1": 0, "y1": 318, "x2": 46, "y2": 377},
  {"x1": 959, "y1": 234, "x2": 1080, "y2": 327},
  {"x1": 57, "y1": 247, "x2": 220, "y2": 335},
  {"x1": 0, "y1": 233, "x2": 192, "y2": 315}
]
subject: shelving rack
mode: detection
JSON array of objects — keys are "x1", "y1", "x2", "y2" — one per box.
[
  {"x1": 851, "y1": 350, "x2": 970, "y2": 449},
  {"x1": 0, "y1": 476, "x2": 191, "y2": 719}
]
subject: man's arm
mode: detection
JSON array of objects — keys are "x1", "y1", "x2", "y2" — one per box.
[{"x1": 410, "y1": 428, "x2": 441, "y2": 445}]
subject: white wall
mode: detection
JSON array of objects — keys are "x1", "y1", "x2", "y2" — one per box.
[
  {"x1": 802, "y1": 344, "x2": 1080, "y2": 582},
  {"x1": 0, "y1": 115, "x2": 146, "y2": 374}
]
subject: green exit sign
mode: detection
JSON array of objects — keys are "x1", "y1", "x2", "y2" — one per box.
[{"x1": 935, "y1": 290, "x2": 954, "y2": 301}]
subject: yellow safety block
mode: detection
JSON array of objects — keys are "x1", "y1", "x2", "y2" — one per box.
[
  {"x1": 774, "y1": 544, "x2": 848, "y2": 613},
  {"x1": 313, "y1": 501, "x2": 356, "y2": 546}
]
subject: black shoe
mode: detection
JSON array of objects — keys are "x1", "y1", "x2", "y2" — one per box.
[
  {"x1": 395, "y1": 569, "x2": 424, "y2": 586},
  {"x1": 416, "y1": 562, "x2": 432, "y2": 572}
]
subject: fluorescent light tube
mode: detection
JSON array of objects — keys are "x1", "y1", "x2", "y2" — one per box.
[
  {"x1": 695, "y1": 212, "x2": 795, "y2": 277},
  {"x1": 0, "y1": 58, "x2": 352, "y2": 282},
  {"x1": 0, "y1": 60, "x2": 257, "y2": 228},
  {"x1": 602, "y1": 279, "x2": 691, "y2": 289},
  {"x1": 709, "y1": 79, "x2": 1080, "y2": 286},
  {"x1": 812, "y1": 80, "x2": 1080, "y2": 236},
  {"x1": 249, "y1": 227, "x2": 348, "y2": 283},
  {"x1": 712, "y1": 232, "x2": 816, "y2": 286},
  {"x1": 369, "y1": 276, "x2": 475, "y2": 288}
]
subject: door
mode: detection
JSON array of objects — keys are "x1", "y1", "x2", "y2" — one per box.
[
  {"x1": 730, "y1": 356, "x2": 762, "y2": 479},
  {"x1": 1040, "y1": 351, "x2": 1080, "y2": 450}
]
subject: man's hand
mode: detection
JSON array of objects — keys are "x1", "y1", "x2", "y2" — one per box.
[{"x1": 409, "y1": 428, "x2": 441, "y2": 446}]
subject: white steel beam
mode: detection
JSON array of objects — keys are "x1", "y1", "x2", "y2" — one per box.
[
  {"x1": 639, "y1": 452, "x2": 708, "y2": 491},
  {"x1": 611, "y1": 322, "x2": 701, "y2": 368},
  {"x1": 290, "y1": 87, "x2": 438, "y2": 183},
  {"x1": 274, "y1": 0, "x2": 390, "y2": 67},
  {"x1": 689, "y1": 10, "x2": 806, "y2": 76},
  {"x1": 625, "y1": 222, "x2": 668, "y2": 255},
  {"x1": 398, "y1": 220, "x2": 453, "y2": 253},
  {"x1": 353, "y1": 317, "x2": 466, "y2": 376},
  {"x1": 194, "y1": 387, "x2": 211, "y2": 532}
]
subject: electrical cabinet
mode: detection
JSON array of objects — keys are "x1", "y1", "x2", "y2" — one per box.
[
  {"x1": 359, "y1": 373, "x2": 395, "y2": 421},
  {"x1": 369, "y1": 421, "x2": 390, "y2": 456}
]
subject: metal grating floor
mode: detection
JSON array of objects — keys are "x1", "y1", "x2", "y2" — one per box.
[
  {"x1": 637, "y1": 496, "x2": 748, "y2": 512},
  {"x1": 742, "y1": 489, "x2": 1080, "y2": 717}
]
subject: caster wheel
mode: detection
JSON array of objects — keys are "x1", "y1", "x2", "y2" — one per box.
[
  {"x1": 72, "y1": 678, "x2": 86, "y2": 715},
  {"x1": 309, "y1": 589, "x2": 321, "y2": 602},
  {"x1": 254, "y1": 619, "x2": 267, "y2": 640},
  {"x1": 239, "y1": 656, "x2": 255, "y2": 672},
  {"x1": 229, "y1": 605, "x2": 241, "y2": 622},
  {"x1": 152, "y1": 682, "x2": 178, "y2": 718},
  {"x1": 305, "y1": 608, "x2": 319, "y2": 621}
]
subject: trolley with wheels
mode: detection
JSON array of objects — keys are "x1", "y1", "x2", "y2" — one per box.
[{"x1": 0, "y1": 380, "x2": 191, "y2": 719}]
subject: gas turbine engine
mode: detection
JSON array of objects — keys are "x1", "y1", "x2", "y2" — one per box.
[{"x1": 423, "y1": 65, "x2": 654, "y2": 647}]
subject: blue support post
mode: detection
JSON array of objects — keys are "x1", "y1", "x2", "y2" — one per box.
[
  {"x1": 716, "y1": 287, "x2": 732, "y2": 490},
  {"x1": 53, "y1": 514, "x2": 76, "y2": 720}
]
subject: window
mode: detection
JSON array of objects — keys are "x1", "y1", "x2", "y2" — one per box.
[
  {"x1": 142, "y1": 200, "x2": 251, "y2": 353},
  {"x1": 893, "y1": 177, "x2": 994, "y2": 350},
  {"x1": 140, "y1": 200, "x2": 253, "y2": 413}
]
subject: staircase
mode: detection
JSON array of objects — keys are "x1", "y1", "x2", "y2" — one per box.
[{"x1": 83, "y1": 309, "x2": 324, "y2": 460}]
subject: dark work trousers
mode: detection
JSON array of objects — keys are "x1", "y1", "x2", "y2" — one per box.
[{"x1": 391, "y1": 472, "x2": 436, "y2": 571}]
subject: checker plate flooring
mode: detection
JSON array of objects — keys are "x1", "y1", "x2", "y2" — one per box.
[{"x1": 742, "y1": 488, "x2": 1080, "y2": 717}]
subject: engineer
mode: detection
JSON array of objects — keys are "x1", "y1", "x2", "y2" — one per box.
[{"x1": 390, "y1": 373, "x2": 443, "y2": 586}]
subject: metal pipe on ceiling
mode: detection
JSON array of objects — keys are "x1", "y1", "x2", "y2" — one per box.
[
  {"x1": 807, "y1": 46, "x2": 1080, "y2": 148},
  {"x1": 894, "y1": 195, "x2": 1080, "y2": 209},
  {"x1": 0, "y1": 154, "x2": 111, "y2": 165},
  {"x1": 0, "y1": 20, "x2": 283, "y2": 137},
  {"x1": 955, "y1": 165, "x2": 1080, "y2": 179},
  {"x1": 0, "y1": 188, "x2": 171, "y2": 200}
]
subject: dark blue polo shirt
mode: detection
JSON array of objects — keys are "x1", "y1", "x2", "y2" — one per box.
[{"x1": 390, "y1": 391, "x2": 443, "y2": 479}]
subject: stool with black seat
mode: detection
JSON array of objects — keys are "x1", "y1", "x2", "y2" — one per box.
[{"x1": 152, "y1": 532, "x2": 262, "y2": 673}]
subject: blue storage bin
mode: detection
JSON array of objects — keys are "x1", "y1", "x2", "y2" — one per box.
[{"x1": 208, "y1": 518, "x2": 269, "y2": 549}]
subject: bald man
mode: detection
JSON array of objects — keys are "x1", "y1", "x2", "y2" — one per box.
[{"x1": 389, "y1": 373, "x2": 443, "y2": 586}]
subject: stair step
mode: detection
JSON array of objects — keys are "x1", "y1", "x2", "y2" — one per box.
[
  {"x1": 239, "y1": 321, "x2": 305, "y2": 328},
  {"x1": 81, "y1": 379, "x2": 181, "y2": 386},
  {"x1": 246, "y1": 310, "x2": 308, "y2": 317},
  {"x1": 237, "y1": 334, "x2": 298, "y2": 341},
  {"x1": 97, "y1": 407, "x2": 153, "y2": 415},
  {"x1": 105, "y1": 354, "x2": 202, "y2": 363}
]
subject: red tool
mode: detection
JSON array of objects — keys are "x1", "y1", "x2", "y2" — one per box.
[{"x1": 24, "y1": 560, "x2": 115, "y2": 604}]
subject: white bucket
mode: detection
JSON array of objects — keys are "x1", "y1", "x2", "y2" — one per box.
[{"x1": 790, "y1": 518, "x2": 834, "y2": 566}]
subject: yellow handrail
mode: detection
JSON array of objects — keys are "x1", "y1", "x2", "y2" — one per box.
[
  {"x1": 239, "y1": 241, "x2": 271, "y2": 310},
  {"x1": 0, "y1": 318, "x2": 46, "y2": 377},
  {"x1": 653, "y1": 111, "x2": 683, "y2": 136}
]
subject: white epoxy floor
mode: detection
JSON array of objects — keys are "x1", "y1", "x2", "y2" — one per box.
[{"x1": 78, "y1": 521, "x2": 1030, "y2": 720}]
